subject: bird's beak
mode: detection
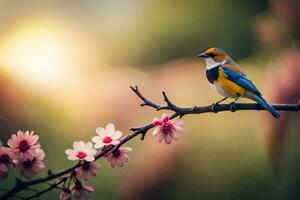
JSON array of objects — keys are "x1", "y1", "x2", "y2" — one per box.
[{"x1": 198, "y1": 52, "x2": 208, "y2": 58}]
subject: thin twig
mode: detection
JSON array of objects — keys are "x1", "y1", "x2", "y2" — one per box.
[
  {"x1": 1, "y1": 86, "x2": 299, "y2": 200},
  {"x1": 22, "y1": 178, "x2": 66, "y2": 200}
]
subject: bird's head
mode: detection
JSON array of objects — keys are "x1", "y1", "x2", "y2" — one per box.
[{"x1": 198, "y1": 47, "x2": 228, "y2": 63}]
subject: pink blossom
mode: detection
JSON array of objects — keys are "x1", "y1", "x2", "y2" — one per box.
[
  {"x1": 14, "y1": 149, "x2": 45, "y2": 179},
  {"x1": 75, "y1": 161, "x2": 101, "y2": 181},
  {"x1": 71, "y1": 182, "x2": 94, "y2": 199},
  {"x1": 65, "y1": 141, "x2": 97, "y2": 162},
  {"x1": 152, "y1": 114, "x2": 184, "y2": 144},
  {"x1": 92, "y1": 123, "x2": 122, "y2": 149},
  {"x1": 106, "y1": 147, "x2": 132, "y2": 168},
  {"x1": 59, "y1": 189, "x2": 71, "y2": 200},
  {"x1": 7, "y1": 130, "x2": 41, "y2": 161},
  {"x1": 0, "y1": 147, "x2": 12, "y2": 179}
]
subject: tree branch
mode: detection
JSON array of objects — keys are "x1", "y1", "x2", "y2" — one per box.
[
  {"x1": 22, "y1": 178, "x2": 66, "y2": 200},
  {"x1": 1, "y1": 86, "x2": 299, "y2": 200}
]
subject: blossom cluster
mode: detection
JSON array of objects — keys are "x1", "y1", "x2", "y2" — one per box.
[
  {"x1": 61, "y1": 115, "x2": 183, "y2": 199},
  {"x1": 62, "y1": 123, "x2": 132, "y2": 199},
  {"x1": 0, "y1": 130, "x2": 45, "y2": 180},
  {"x1": 0, "y1": 114, "x2": 184, "y2": 200}
]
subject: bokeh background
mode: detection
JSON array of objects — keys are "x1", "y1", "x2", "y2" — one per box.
[{"x1": 0, "y1": 0, "x2": 299, "y2": 199}]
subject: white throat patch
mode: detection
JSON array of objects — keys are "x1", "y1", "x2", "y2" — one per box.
[
  {"x1": 205, "y1": 58, "x2": 220, "y2": 70},
  {"x1": 205, "y1": 58, "x2": 226, "y2": 70}
]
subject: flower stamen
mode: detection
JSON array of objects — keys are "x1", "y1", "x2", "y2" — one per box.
[
  {"x1": 76, "y1": 151, "x2": 87, "y2": 159},
  {"x1": 102, "y1": 136, "x2": 112, "y2": 144},
  {"x1": 19, "y1": 140, "x2": 30, "y2": 152}
]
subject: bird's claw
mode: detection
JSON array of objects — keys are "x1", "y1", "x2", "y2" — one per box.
[
  {"x1": 229, "y1": 102, "x2": 237, "y2": 112},
  {"x1": 212, "y1": 103, "x2": 219, "y2": 113}
]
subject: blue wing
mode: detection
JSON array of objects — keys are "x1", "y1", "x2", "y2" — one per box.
[{"x1": 222, "y1": 65, "x2": 261, "y2": 96}]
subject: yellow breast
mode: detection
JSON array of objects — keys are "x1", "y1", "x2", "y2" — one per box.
[{"x1": 214, "y1": 67, "x2": 246, "y2": 98}]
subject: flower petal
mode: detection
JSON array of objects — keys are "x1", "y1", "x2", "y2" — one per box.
[
  {"x1": 86, "y1": 142, "x2": 93, "y2": 150},
  {"x1": 111, "y1": 140, "x2": 120, "y2": 145},
  {"x1": 94, "y1": 142, "x2": 104, "y2": 149},
  {"x1": 170, "y1": 130, "x2": 179, "y2": 140},
  {"x1": 92, "y1": 136, "x2": 102, "y2": 144},
  {"x1": 172, "y1": 119, "x2": 184, "y2": 127},
  {"x1": 84, "y1": 156, "x2": 95, "y2": 162},
  {"x1": 96, "y1": 127, "x2": 105, "y2": 136},
  {"x1": 105, "y1": 123, "x2": 115, "y2": 134},
  {"x1": 90, "y1": 149, "x2": 97, "y2": 156},
  {"x1": 24, "y1": 130, "x2": 29, "y2": 138},
  {"x1": 157, "y1": 133, "x2": 164, "y2": 143},
  {"x1": 65, "y1": 149, "x2": 76, "y2": 156},
  {"x1": 73, "y1": 141, "x2": 80, "y2": 150},
  {"x1": 152, "y1": 117, "x2": 161, "y2": 126},
  {"x1": 29, "y1": 135, "x2": 39, "y2": 145},
  {"x1": 152, "y1": 128, "x2": 160, "y2": 136},
  {"x1": 161, "y1": 114, "x2": 170, "y2": 123},
  {"x1": 164, "y1": 133, "x2": 172, "y2": 144},
  {"x1": 112, "y1": 131, "x2": 122, "y2": 140},
  {"x1": 67, "y1": 155, "x2": 78, "y2": 161},
  {"x1": 120, "y1": 147, "x2": 132, "y2": 153},
  {"x1": 77, "y1": 141, "x2": 85, "y2": 150}
]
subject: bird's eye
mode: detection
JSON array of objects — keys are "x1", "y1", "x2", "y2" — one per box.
[{"x1": 209, "y1": 53, "x2": 217, "y2": 58}]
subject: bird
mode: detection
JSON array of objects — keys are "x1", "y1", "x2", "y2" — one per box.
[{"x1": 198, "y1": 47, "x2": 280, "y2": 118}]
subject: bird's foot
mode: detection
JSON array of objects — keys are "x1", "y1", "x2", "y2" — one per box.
[
  {"x1": 229, "y1": 102, "x2": 237, "y2": 112},
  {"x1": 212, "y1": 103, "x2": 219, "y2": 113}
]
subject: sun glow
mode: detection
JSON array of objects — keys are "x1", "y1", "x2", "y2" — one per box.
[{"x1": 0, "y1": 20, "x2": 71, "y2": 86}]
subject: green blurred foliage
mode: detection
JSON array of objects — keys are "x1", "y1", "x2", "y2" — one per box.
[{"x1": 108, "y1": 0, "x2": 268, "y2": 66}]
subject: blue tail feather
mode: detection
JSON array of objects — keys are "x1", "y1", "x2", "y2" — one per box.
[{"x1": 254, "y1": 95, "x2": 281, "y2": 118}]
